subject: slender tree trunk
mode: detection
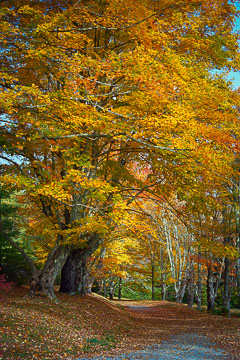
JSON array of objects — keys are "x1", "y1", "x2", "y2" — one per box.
[
  {"x1": 197, "y1": 260, "x2": 202, "y2": 311},
  {"x1": 187, "y1": 262, "x2": 195, "y2": 308},
  {"x1": 207, "y1": 265, "x2": 215, "y2": 312},
  {"x1": 159, "y1": 248, "x2": 167, "y2": 300},
  {"x1": 98, "y1": 279, "x2": 103, "y2": 295},
  {"x1": 152, "y1": 263, "x2": 155, "y2": 300},
  {"x1": 235, "y1": 217, "x2": 240, "y2": 307},
  {"x1": 223, "y1": 256, "x2": 231, "y2": 317},
  {"x1": 207, "y1": 264, "x2": 222, "y2": 313},
  {"x1": 109, "y1": 279, "x2": 114, "y2": 300},
  {"x1": 223, "y1": 235, "x2": 232, "y2": 317},
  {"x1": 118, "y1": 277, "x2": 122, "y2": 300},
  {"x1": 161, "y1": 283, "x2": 166, "y2": 301},
  {"x1": 236, "y1": 257, "x2": 240, "y2": 307},
  {"x1": 104, "y1": 279, "x2": 107, "y2": 298},
  {"x1": 86, "y1": 275, "x2": 94, "y2": 294},
  {"x1": 235, "y1": 216, "x2": 240, "y2": 307}
]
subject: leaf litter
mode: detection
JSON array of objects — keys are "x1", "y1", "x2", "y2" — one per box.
[{"x1": 0, "y1": 289, "x2": 240, "y2": 359}]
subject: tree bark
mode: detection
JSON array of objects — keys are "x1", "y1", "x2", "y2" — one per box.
[
  {"x1": 175, "y1": 276, "x2": 187, "y2": 303},
  {"x1": 187, "y1": 262, "x2": 195, "y2": 308},
  {"x1": 109, "y1": 279, "x2": 114, "y2": 300},
  {"x1": 59, "y1": 248, "x2": 88, "y2": 295},
  {"x1": 207, "y1": 264, "x2": 221, "y2": 313},
  {"x1": 207, "y1": 265, "x2": 215, "y2": 312},
  {"x1": 86, "y1": 274, "x2": 94, "y2": 294},
  {"x1": 176, "y1": 283, "x2": 186, "y2": 303},
  {"x1": 161, "y1": 283, "x2": 166, "y2": 301},
  {"x1": 104, "y1": 279, "x2": 107, "y2": 298},
  {"x1": 59, "y1": 233, "x2": 100, "y2": 295},
  {"x1": 236, "y1": 257, "x2": 240, "y2": 307},
  {"x1": 158, "y1": 248, "x2": 167, "y2": 301},
  {"x1": 152, "y1": 263, "x2": 155, "y2": 300},
  {"x1": 118, "y1": 277, "x2": 122, "y2": 300},
  {"x1": 235, "y1": 209, "x2": 240, "y2": 307},
  {"x1": 223, "y1": 256, "x2": 231, "y2": 317},
  {"x1": 98, "y1": 279, "x2": 104, "y2": 295},
  {"x1": 197, "y1": 260, "x2": 202, "y2": 311},
  {"x1": 29, "y1": 243, "x2": 70, "y2": 301},
  {"x1": 235, "y1": 214, "x2": 240, "y2": 307}
]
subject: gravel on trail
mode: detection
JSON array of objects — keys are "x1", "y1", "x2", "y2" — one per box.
[
  {"x1": 78, "y1": 332, "x2": 229, "y2": 360},
  {"x1": 77, "y1": 304, "x2": 237, "y2": 360}
]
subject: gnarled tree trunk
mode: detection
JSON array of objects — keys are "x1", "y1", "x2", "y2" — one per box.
[
  {"x1": 59, "y1": 248, "x2": 88, "y2": 295},
  {"x1": 59, "y1": 233, "x2": 100, "y2": 295},
  {"x1": 30, "y1": 243, "x2": 70, "y2": 301}
]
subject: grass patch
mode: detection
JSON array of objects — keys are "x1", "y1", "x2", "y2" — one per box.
[{"x1": 83, "y1": 334, "x2": 117, "y2": 353}]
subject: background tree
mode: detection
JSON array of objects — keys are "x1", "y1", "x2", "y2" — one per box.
[{"x1": 0, "y1": 188, "x2": 35, "y2": 284}]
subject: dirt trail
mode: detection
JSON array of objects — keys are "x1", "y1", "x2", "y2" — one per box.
[{"x1": 82, "y1": 300, "x2": 240, "y2": 360}]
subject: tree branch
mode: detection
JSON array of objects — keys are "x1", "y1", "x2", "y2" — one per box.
[{"x1": 2, "y1": 231, "x2": 37, "y2": 275}]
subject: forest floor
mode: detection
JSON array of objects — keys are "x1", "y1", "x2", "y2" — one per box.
[{"x1": 0, "y1": 287, "x2": 240, "y2": 359}]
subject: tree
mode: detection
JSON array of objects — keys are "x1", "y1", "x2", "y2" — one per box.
[
  {"x1": 0, "y1": 189, "x2": 35, "y2": 284},
  {"x1": 87, "y1": 226, "x2": 135, "y2": 298},
  {"x1": 0, "y1": 0, "x2": 240, "y2": 299},
  {"x1": 194, "y1": 210, "x2": 237, "y2": 313},
  {"x1": 225, "y1": 158, "x2": 240, "y2": 308},
  {"x1": 132, "y1": 199, "x2": 195, "y2": 303}
]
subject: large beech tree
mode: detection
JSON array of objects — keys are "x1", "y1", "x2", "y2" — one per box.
[{"x1": 0, "y1": 0, "x2": 240, "y2": 299}]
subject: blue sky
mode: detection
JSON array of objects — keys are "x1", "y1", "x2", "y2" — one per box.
[
  {"x1": 229, "y1": 72, "x2": 240, "y2": 89},
  {"x1": 229, "y1": 3, "x2": 240, "y2": 88}
]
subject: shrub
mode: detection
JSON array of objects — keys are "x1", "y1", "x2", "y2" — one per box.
[{"x1": 0, "y1": 270, "x2": 13, "y2": 295}]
